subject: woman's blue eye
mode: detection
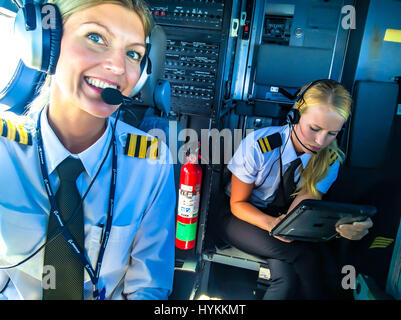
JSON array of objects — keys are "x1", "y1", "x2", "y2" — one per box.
[
  {"x1": 87, "y1": 33, "x2": 104, "y2": 44},
  {"x1": 127, "y1": 51, "x2": 141, "y2": 61}
]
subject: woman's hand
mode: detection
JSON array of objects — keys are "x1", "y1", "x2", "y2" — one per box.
[
  {"x1": 336, "y1": 218, "x2": 373, "y2": 240},
  {"x1": 270, "y1": 190, "x2": 323, "y2": 244},
  {"x1": 269, "y1": 214, "x2": 293, "y2": 243}
]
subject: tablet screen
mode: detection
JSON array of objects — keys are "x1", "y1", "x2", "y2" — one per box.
[{"x1": 271, "y1": 199, "x2": 376, "y2": 242}]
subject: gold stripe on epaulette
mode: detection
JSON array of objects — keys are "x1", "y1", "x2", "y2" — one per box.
[
  {"x1": 257, "y1": 132, "x2": 282, "y2": 154},
  {"x1": 369, "y1": 236, "x2": 394, "y2": 249},
  {"x1": 138, "y1": 135, "x2": 147, "y2": 158},
  {"x1": 17, "y1": 124, "x2": 29, "y2": 145},
  {"x1": 0, "y1": 118, "x2": 32, "y2": 145},
  {"x1": 257, "y1": 138, "x2": 267, "y2": 153},
  {"x1": 329, "y1": 150, "x2": 338, "y2": 166},
  {"x1": 149, "y1": 138, "x2": 158, "y2": 159},
  {"x1": 263, "y1": 137, "x2": 272, "y2": 151},
  {"x1": 124, "y1": 134, "x2": 159, "y2": 159},
  {"x1": 6, "y1": 120, "x2": 16, "y2": 141},
  {"x1": 127, "y1": 134, "x2": 137, "y2": 157}
]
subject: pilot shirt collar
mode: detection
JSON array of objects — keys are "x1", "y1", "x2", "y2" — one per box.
[
  {"x1": 280, "y1": 124, "x2": 311, "y2": 168},
  {"x1": 40, "y1": 106, "x2": 113, "y2": 180}
]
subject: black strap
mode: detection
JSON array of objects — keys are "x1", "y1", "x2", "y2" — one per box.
[
  {"x1": 0, "y1": 278, "x2": 11, "y2": 295},
  {"x1": 36, "y1": 108, "x2": 117, "y2": 300},
  {"x1": 278, "y1": 87, "x2": 297, "y2": 100}
]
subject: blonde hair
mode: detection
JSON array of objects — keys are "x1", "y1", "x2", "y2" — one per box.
[
  {"x1": 48, "y1": 0, "x2": 152, "y2": 37},
  {"x1": 27, "y1": 0, "x2": 151, "y2": 115},
  {"x1": 294, "y1": 80, "x2": 352, "y2": 197}
]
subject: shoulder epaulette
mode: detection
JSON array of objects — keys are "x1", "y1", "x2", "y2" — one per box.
[
  {"x1": 329, "y1": 149, "x2": 338, "y2": 166},
  {"x1": 124, "y1": 134, "x2": 159, "y2": 159},
  {"x1": 0, "y1": 118, "x2": 33, "y2": 145},
  {"x1": 257, "y1": 132, "x2": 282, "y2": 154}
]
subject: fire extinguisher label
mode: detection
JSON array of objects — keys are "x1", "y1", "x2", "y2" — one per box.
[
  {"x1": 176, "y1": 221, "x2": 197, "y2": 242},
  {"x1": 178, "y1": 185, "x2": 201, "y2": 218},
  {"x1": 180, "y1": 184, "x2": 193, "y2": 192}
]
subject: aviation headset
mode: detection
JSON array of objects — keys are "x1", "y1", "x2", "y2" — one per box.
[
  {"x1": 286, "y1": 79, "x2": 342, "y2": 126},
  {"x1": 256, "y1": 79, "x2": 343, "y2": 189},
  {"x1": 12, "y1": 0, "x2": 152, "y2": 97}
]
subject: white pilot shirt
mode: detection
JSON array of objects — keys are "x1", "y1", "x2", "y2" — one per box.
[
  {"x1": 0, "y1": 107, "x2": 176, "y2": 300},
  {"x1": 227, "y1": 124, "x2": 340, "y2": 208}
]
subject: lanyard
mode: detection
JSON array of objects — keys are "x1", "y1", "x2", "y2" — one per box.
[{"x1": 36, "y1": 109, "x2": 117, "y2": 300}]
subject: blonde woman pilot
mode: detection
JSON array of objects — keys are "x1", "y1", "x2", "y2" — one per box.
[
  {"x1": 223, "y1": 79, "x2": 373, "y2": 300},
  {"x1": 0, "y1": 0, "x2": 175, "y2": 300}
]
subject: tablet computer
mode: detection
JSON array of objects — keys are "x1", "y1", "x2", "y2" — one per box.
[{"x1": 270, "y1": 199, "x2": 377, "y2": 242}]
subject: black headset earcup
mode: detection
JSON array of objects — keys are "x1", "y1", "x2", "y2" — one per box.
[
  {"x1": 13, "y1": 2, "x2": 62, "y2": 74},
  {"x1": 286, "y1": 108, "x2": 300, "y2": 125}
]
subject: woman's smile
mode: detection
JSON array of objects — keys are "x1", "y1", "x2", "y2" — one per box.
[{"x1": 83, "y1": 76, "x2": 120, "y2": 96}]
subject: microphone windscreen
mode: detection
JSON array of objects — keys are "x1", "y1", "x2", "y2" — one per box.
[{"x1": 101, "y1": 88, "x2": 123, "y2": 105}]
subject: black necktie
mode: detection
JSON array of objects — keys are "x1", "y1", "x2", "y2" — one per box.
[
  {"x1": 42, "y1": 157, "x2": 85, "y2": 300},
  {"x1": 268, "y1": 158, "x2": 302, "y2": 215}
]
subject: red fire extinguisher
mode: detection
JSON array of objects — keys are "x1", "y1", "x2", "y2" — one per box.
[{"x1": 175, "y1": 150, "x2": 202, "y2": 250}]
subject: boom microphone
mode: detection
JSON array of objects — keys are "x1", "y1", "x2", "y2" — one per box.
[
  {"x1": 291, "y1": 124, "x2": 318, "y2": 154},
  {"x1": 101, "y1": 87, "x2": 135, "y2": 106}
]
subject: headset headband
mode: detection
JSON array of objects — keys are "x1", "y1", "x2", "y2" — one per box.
[
  {"x1": 295, "y1": 79, "x2": 335, "y2": 103},
  {"x1": 287, "y1": 79, "x2": 340, "y2": 125}
]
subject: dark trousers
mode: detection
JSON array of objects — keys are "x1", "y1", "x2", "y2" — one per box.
[{"x1": 222, "y1": 213, "x2": 329, "y2": 300}]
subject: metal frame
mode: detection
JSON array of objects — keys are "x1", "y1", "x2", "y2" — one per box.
[{"x1": 231, "y1": 0, "x2": 355, "y2": 103}]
